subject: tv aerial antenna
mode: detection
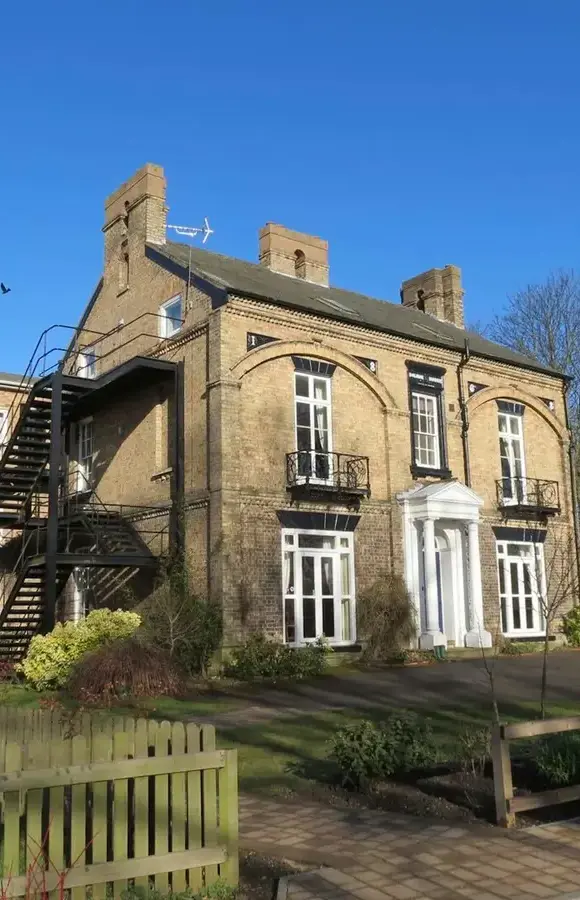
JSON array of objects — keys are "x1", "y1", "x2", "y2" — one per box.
[
  {"x1": 167, "y1": 217, "x2": 214, "y2": 244},
  {"x1": 166, "y1": 218, "x2": 214, "y2": 311}
]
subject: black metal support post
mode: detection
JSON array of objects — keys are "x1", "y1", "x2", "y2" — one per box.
[
  {"x1": 170, "y1": 362, "x2": 185, "y2": 559},
  {"x1": 43, "y1": 373, "x2": 63, "y2": 633}
]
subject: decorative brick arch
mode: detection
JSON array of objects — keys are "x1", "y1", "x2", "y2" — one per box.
[
  {"x1": 230, "y1": 340, "x2": 397, "y2": 409},
  {"x1": 465, "y1": 385, "x2": 568, "y2": 441}
]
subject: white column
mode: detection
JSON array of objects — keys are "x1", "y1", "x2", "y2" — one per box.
[
  {"x1": 465, "y1": 520, "x2": 492, "y2": 648},
  {"x1": 419, "y1": 518, "x2": 447, "y2": 649}
]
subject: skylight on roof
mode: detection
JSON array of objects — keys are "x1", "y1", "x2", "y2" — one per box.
[
  {"x1": 314, "y1": 296, "x2": 363, "y2": 320},
  {"x1": 412, "y1": 322, "x2": 455, "y2": 344}
]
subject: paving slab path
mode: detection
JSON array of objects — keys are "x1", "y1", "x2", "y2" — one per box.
[{"x1": 240, "y1": 793, "x2": 580, "y2": 900}]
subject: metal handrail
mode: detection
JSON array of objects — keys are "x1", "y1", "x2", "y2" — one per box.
[
  {"x1": 1, "y1": 310, "x2": 186, "y2": 473},
  {"x1": 496, "y1": 476, "x2": 560, "y2": 511},
  {"x1": 286, "y1": 449, "x2": 371, "y2": 495}
]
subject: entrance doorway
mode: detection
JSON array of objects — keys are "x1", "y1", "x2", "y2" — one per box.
[{"x1": 282, "y1": 530, "x2": 355, "y2": 646}]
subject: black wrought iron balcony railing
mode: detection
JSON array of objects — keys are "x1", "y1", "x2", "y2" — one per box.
[
  {"x1": 496, "y1": 477, "x2": 560, "y2": 514},
  {"x1": 286, "y1": 451, "x2": 370, "y2": 497}
]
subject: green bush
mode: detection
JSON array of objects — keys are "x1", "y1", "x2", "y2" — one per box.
[
  {"x1": 139, "y1": 560, "x2": 223, "y2": 676},
  {"x1": 122, "y1": 879, "x2": 238, "y2": 900},
  {"x1": 457, "y1": 726, "x2": 491, "y2": 776},
  {"x1": 17, "y1": 608, "x2": 141, "y2": 690},
  {"x1": 330, "y1": 712, "x2": 437, "y2": 788},
  {"x1": 357, "y1": 573, "x2": 416, "y2": 660},
  {"x1": 67, "y1": 637, "x2": 183, "y2": 705},
  {"x1": 563, "y1": 606, "x2": 580, "y2": 647},
  {"x1": 535, "y1": 732, "x2": 580, "y2": 786},
  {"x1": 224, "y1": 633, "x2": 327, "y2": 680}
]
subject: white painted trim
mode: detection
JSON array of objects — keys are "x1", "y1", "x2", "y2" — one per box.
[
  {"x1": 293, "y1": 371, "x2": 334, "y2": 485},
  {"x1": 159, "y1": 294, "x2": 183, "y2": 338},
  {"x1": 281, "y1": 527, "x2": 356, "y2": 647}
]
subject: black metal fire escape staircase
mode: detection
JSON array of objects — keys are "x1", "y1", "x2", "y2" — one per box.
[{"x1": 0, "y1": 353, "x2": 178, "y2": 662}]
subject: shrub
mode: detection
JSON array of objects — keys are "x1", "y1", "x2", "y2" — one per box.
[
  {"x1": 139, "y1": 560, "x2": 223, "y2": 676},
  {"x1": 122, "y1": 879, "x2": 238, "y2": 900},
  {"x1": 0, "y1": 660, "x2": 15, "y2": 682},
  {"x1": 68, "y1": 637, "x2": 183, "y2": 705},
  {"x1": 357, "y1": 573, "x2": 416, "y2": 660},
  {"x1": 563, "y1": 606, "x2": 580, "y2": 647},
  {"x1": 224, "y1": 633, "x2": 327, "y2": 680},
  {"x1": 330, "y1": 712, "x2": 437, "y2": 788},
  {"x1": 535, "y1": 732, "x2": 580, "y2": 786},
  {"x1": 457, "y1": 726, "x2": 491, "y2": 776},
  {"x1": 17, "y1": 608, "x2": 141, "y2": 690}
]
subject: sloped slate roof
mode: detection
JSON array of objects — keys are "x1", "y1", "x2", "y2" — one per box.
[{"x1": 152, "y1": 241, "x2": 563, "y2": 379}]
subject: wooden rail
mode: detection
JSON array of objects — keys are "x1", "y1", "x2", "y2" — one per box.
[
  {"x1": 0, "y1": 708, "x2": 238, "y2": 897},
  {"x1": 492, "y1": 716, "x2": 580, "y2": 827}
]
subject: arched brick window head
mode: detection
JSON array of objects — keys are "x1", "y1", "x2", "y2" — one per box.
[{"x1": 294, "y1": 249, "x2": 306, "y2": 279}]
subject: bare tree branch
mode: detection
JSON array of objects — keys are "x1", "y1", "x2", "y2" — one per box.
[{"x1": 486, "y1": 270, "x2": 580, "y2": 450}]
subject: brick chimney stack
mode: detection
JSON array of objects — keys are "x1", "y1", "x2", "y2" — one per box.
[
  {"x1": 259, "y1": 223, "x2": 329, "y2": 287},
  {"x1": 103, "y1": 164, "x2": 167, "y2": 287},
  {"x1": 401, "y1": 265, "x2": 464, "y2": 329}
]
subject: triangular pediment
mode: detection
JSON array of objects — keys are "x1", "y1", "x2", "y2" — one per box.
[{"x1": 397, "y1": 479, "x2": 483, "y2": 517}]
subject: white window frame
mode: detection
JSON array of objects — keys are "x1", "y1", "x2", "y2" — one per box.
[
  {"x1": 498, "y1": 409, "x2": 526, "y2": 504},
  {"x1": 293, "y1": 372, "x2": 333, "y2": 484},
  {"x1": 159, "y1": 295, "x2": 183, "y2": 338},
  {"x1": 281, "y1": 528, "x2": 356, "y2": 647},
  {"x1": 496, "y1": 540, "x2": 546, "y2": 637},
  {"x1": 77, "y1": 346, "x2": 97, "y2": 379},
  {"x1": 76, "y1": 418, "x2": 94, "y2": 493},
  {"x1": 411, "y1": 390, "x2": 441, "y2": 470},
  {"x1": 0, "y1": 409, "x2": 8, "y2": 449}
]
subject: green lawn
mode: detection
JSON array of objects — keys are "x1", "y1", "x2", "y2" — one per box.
[
  {"x1": 219, "y1": 698, "x2": 580, "y2": 797},
  {"x1": 0, "y1": 682, "x2": 244, "y2": 718}
]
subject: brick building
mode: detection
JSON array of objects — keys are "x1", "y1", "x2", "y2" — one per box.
[{"x1": 0, "y1": 163, "x2": 577, "y2": 657}]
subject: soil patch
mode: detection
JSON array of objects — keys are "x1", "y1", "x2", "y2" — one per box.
[{"x1": 239, "y1": 852, "x2": 305, "y2": 900}]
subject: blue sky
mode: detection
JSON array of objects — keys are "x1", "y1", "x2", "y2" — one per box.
[{"x1": 1, "y1": 0, "x2": 579, "y2": 373}]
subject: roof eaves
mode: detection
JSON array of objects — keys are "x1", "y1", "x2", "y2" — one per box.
[{"x1": 227, "y1": 285, "x2": 566, "y2": 381}]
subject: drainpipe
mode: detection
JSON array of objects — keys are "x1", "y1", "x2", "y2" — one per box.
[
  {"x1": 563, "y1": 381, "x2": 580, "y2": 601},
  {"x1": 458, "y1": 338, "x2": 471, "y2": 487}
]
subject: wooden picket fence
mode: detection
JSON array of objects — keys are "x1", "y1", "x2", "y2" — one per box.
[
  {"x1": 0, "y1": 707, "x2": 238, "y2": 898},
  {"x1": 492, "y1": 715, "x2": 580, "y2": 827}
]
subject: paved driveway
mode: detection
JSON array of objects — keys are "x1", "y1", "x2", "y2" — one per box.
[{"x1": 209, "y1": 651, "x2": 580, "y2": 727}]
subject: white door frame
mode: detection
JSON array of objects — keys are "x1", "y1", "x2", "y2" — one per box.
[{"x1": 282, "y1": 529, "x2": 356, "y2": 647}]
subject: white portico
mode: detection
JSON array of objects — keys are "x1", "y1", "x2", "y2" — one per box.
[{"x1": 397, "y1": 480, "x2": 492, "y2": 649}]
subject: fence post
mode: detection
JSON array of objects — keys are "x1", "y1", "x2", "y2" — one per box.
[{"x1": 491, "y1": 724, "x2": 515, "y2": 828}]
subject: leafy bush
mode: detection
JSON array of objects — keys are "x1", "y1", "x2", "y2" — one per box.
[
  {"x1": 67, "y1": 637, "x2": 183, "y2": 705},
  {"x1": 17, "y1": 608, "x2": 141, "y2": 690},
  {"x1": 457, "y1": 726, "x2": 491, "y2": 776},
  {"x1": 224, "y1": 633, "x2": 327, "y2": 680},
  {"x1": 563, "y1": 606, "x2": 580, "y2": 646},
  {"x1": 330, "y1": 712, "x2": 437, "y2": 788},
  {"x1": 122, "y1": 879, "x2": 238, "y2": 900},
  {"x1": 501, "y1": 640, "x2": 546, "y2": 655},
  {"x1": 357, "y1": 573, "x2": 416, "y2": 660},
  {"x1": 535, "y1": 732, "x2": 580, "y2": 786},
  {"x1": 139, "y1": 560, "x2": 223, "y2": 676},
  {"x1": 0, "y1": 660, "x2": 15, "y2": 682}
]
